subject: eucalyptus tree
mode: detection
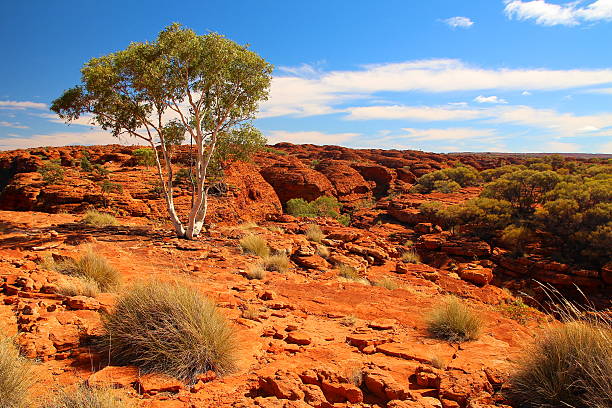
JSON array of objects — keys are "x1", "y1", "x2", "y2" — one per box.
[{"x1": 51, "y1": 23, "x2": 273, "y2": 239}]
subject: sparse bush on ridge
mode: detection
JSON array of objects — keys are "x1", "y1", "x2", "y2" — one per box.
[
  {"x1": 239, "y1": 234, "x2": 270, "y2": 258},
  {"x1": 286, "y1": 196, "x2": 350, "y2": 225},
  {"x1": 43, "y1": 384, "x2": 131, "y2": 408},
  {"x1": 0, "y1": 337, "x2": 32, "y2": 408},
  {"x1": 39, "y1": 160, "x2": 65, "y2": 185},
  {"x1": 426, "y1": 297, "x2": 482, "y2": 342},
  {"x1": 82, "y1": 210, "x2": 119, "y2": 227},
  {"x1": 411, "y1": 165, "x2": 480, "y2": 194},
  {"x1": 101, "y1": 282, "x2": 236, "y2": 380},
  {"x1": 132, "y1": 148, "x2": 156, "y2": 167},
  {"x1": 305, "y1": 224, "x2": 324, "y2": 243}
]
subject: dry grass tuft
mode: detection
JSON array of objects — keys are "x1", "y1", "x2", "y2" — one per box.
[
  {"x1": 239, "y1": 234, "x2": 270, "y2": 258},
  {"x1": 100, "y1": 281, "x2": 236, "y2": 380},
  {"x1": 430, "y1": 355, "x2": 448, "y2": 370},
  {"x1": 0, "y1": 337, "x2": 32, "y2": 408},
  {"x1": 316, "y1": 245, "x2": 330, "y2": 258},
  {"x1": 43, "y1": 384, "x2": 131, "y2": 408},
  {"x1": 340, "y1": 315, "x2": 356, "y2": 327},
  {"x1": 262, "y1": 253, "x2": 290, "y2": 273},
  {"x1": 244, "y1": 265, "x2": 266, "y2": 280},
  {"x1": 508, "y1": 289, "x2": 611, "y2": 408},
  {"x1": 45, "y1": 249, "x2": 120, "y2": 292},
  {"x1": 267, "y1": 225, "x2": 284, "y2": 233},
  {"x1": 426, "y1": 297, "x2": 483, "y2": 342},
  {"x1": 305, "y1": 224, "x2": 324, "y2": 243},
  {"x1": 81, "y1": 210, "x2": 119, "y2": 227},
  {"x1": 55, "y1": 276, "x2": 101, "y2": 298},
  {"x1": 401, "y1": 249, "x2": 421, "y2": 264},
  {"x1": 337, "y1": 264, "x2": 361, "y2": 281},
  {"x1": 373, "y1": 277, "x2": 399, "y2": 290}
]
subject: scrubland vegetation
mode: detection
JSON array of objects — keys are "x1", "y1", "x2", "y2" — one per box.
[
  {"x1": 81, "y1": 210, "x2": 119, "y2": 227},
  {"x1": 0, "y1": 337, "x2": 32, "y2": 408},
  {"x1": 287, "y1": 196, "x2": 350, "y2": 226},
  {"x1": 43, "y1": 249, "x2": 120, "y2": 293},
  {"x1": 44, "y1": 385, "x2": 131, "y2": 408},
  {"x1": 426, "y1": 297, "x2": 483, "y2": 342}
]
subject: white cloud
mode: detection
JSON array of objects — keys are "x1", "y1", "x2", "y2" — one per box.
[
  {"x1": 442, "y1": 16, "x2": 475, "y2": 28},
  {"x1": 504, "y1": 0, "x2": 612, "y2": 26},
  {"x1": 474, "y1": 95, "x2": 508, "y2": 104},
  {"x1": 543, "y1": 141, "x2": 583, "y2": 152},
  {"x1": 597, "y1": 140, "x2": 612, "y2": 153},
  {"x1": 0, "y1": 121, "x2": 28, "y2": 129},
  {"x1": 259, "y1": 58, "x2": 612, "y2": 118},
  {"x1": 0, "y1": 130, "x2": 138, "y2": 150},
  {"x1": 400, "y1": 127, "x2": 497, "y2": 141},
  {"x1": 265, "y1": 130, "x2": 359, "y2": 145},
  {"x1": 522, "y1": 91, "x2": 532, "y2": 95},
  {"x1": 584, "y1": 87, "x2": 612, "y2": 94},
  {"x1": 0, "y1": 100, "x2": 47, "y2": 110},
  {"x1": 345, "y1": 105, "x2": 484, "y2": 121}
]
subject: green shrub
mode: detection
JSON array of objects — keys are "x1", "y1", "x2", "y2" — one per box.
[
  {"x1": 46, "y1": 249, "x2": 120, "y2": 292},
  {"x1": 39, "y1": 160, "x2": 65, "y2": 184},
  {"x1": 80, "y1": 155, "x2": 93, "y2": 172},
  {"x1": 262, "y1": 146, "x2": 288, "y2": 156},
  {"x1": 101, "y1": 282, "x2": 236, "y2": 379},
  {"x1": 508, "y1": 320, "x2": 611, "y2": 408},
  {"x1": 82, "y1": 210, "x2": 119, "y2": 227},
  {"x1": 500, "y1": 225, "x2": 534, "y2": 256},
  {"x1": 262, "y1": 253, "x2": 290, "y2": 273},
  {"x1": 174, "y1": 168, "x2": 195, "y2": 185},
  {"x1": 132, "y1": 148, "x2": 156, "y2": 166},
  {"x1": 426, "y1": 297, "x2": 483, "y2": 342},
  {"x1": 100, "y1": 180, "x2": 123, "y2": 194},
  {"x1": 305, "y1": 224, "x2": 324, "y2": 243},
  {"x1": 92, "y1": 164, "x2": 109, "y2": 176},
  {"x1": 411, "y1": 165, "x2": 480, "y2": 194},
  {"x1": 432, "y1": 179, "x2": 461, "y2": 193},
  {"x1": 0, "y1": 337, "x2": 32, "y2": 408},
  {"x1": 286, "y1": 198, "x2": 318, "y2": 217},
  {"x1": 286, "y1": 196, "x2": 349, "y2": 224},
  {"x1": 44, "y1": 384, "x2": 131, "y2": 408},
  {"x1": 239, "y1": 234, "x2": 270, "y2": 257}
]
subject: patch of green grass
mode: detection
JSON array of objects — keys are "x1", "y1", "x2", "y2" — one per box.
[
  {"x1": 426, "y1": 297, "x2": 483, "y2": 342},
  {"x1": 305, "y1": 224, "x2": 324, "y2": 243},
  {"x1": 0, "y1": 337, "x2": 32, "y2": 408},
  {"x1": 101, "y1": 282, "x2": 236, "y2": 380},
  {"x1": 82, "y1": 210, "x2": 119, "y2": 227},
  {"x1": 239, "y1": 234, "x2": 270, "y2": 258},
  {"x1": 498, "y1": 297, "x2": 532, "y2": 324},
  {"x1": 44, "y1": 384, "x2": 132, "y2": 408}
]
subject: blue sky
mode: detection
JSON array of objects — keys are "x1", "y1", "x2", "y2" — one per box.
[{"x1": 1, "y1": 0, "x2": 612, "y2": 153}]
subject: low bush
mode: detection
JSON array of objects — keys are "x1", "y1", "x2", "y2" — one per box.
[
  {"x1": 305, "y1": 224, "x2": 324, "y2": 243},
  {"x1": 433, "y1": 179, "x2": 461, "y2": 193},
  {"x1": 101, "y1": 282, "x2": 236, "y2": 380},
  {"x1": 286, "y1": 196, "x2": 350, "y2": 225},
  {"x1": 239, "y1": 234, "x2": 270, "y2": 258},
  {"x1": 244, "y1": 265, "x2": 266, "y2": 280},
  {"x1": 44, "y1": 384, "x2": 131, "y2": 408},
  {"x1": 132, "y1": 148, "x2": 156, "y2": 166},
  {"x1": 39, "y1": 160, "x2": 65, "y2": 185},
  {"x1": 508, "y1": 320, "x2": 611, "y2": 408},
  {"x1": 373, "y1": 277, "x2": 399, "y2": 290},
  {"x1": 82, "y1": 210, "x2": 119, "y2": 227},
  {"x1": 426, "y1": 297, "x2": 482, "y2": 342},
  {"x1": 0, "y1": 337, "x2": 32, "y2": 408},
  {"x1": 262, "y1": 253, "x2": 290, "y2": 273},
  {"x1": 500, "y1": 225, "x2": 534, "y2": 256}
]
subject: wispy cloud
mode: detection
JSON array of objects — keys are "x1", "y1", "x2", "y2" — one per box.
[
  {"x1": 259, "y1": 59, "x2": 612, "y2": 119},
  {"x1": 345, "y1": 105, "x2": 484, "y2": 121},
  {"x1": 0, "y1": 121, "x2": 28, "y2": 129},
  {"x1": 442, "y1": 16, "x2": 475, "y2": 28},
  {"x1": 0, "y1": 130, "x2": 137, "y2": 150},
  {"x1": 504, "y1": 0, "x2": 612, "y2": 26},
  {"x1": 474, "y1": 95, "x2": 508, "y2": 104},
  {"x1": 0, "y1": 100, "x2": 47, "y2": 110},
  {"x1": 265, "y1": 130, "x2": 359, "y2": 145},
  {"x1": 400, "y1": 127, "x2": 497, "y2": 141}
]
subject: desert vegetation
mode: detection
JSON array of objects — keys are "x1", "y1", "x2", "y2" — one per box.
[
  {"x1": 101, "y1": 282, "x2": 236, "y2": 379},
  {"x1": 81, "y1": 210, "x2": 119, "y2": 227},
  {"x1": 287, "y1": 196, "x2": 350, "y2": 226},
  {"x1": 44, "y1": 385, "x2": 131, "y2": 408},
  {"x1": 426, "y1": 297, "x2": 483, "y2": 342},
  {"x1": 0, "y1": 337, "x2": 32, "y2": 408},
  {"x1": 43, "y1": 249, "x2": 120, "y2": 293}
]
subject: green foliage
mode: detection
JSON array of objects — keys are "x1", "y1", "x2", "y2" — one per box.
[
  {"x1": 436, "y1": 198, "x2": 514, "y2": 236},
  {"x1": 174, "y1": 168, "x2": 195, "y2": 185},
  {"x1": 80, "y1": 153, "x2": 93, "y2": 172},
  {"x1": 92, "y1": 164, "x2": 109, "y2": 176},
  {"x1": 0, "y1": 337, "x2": 32, "y2": 408},
  {"x1": 132, "y1": 148, "x2": 156, "y2": 167},
  {"x1": 100, "y1": 180, "x2": 123, "y2": 194},
  {"x1": 38, "y1": 160, "x2": 65, "y2": 185},
  {"x1": 286, "y1": 196, "x2": 350, "y2": 225},
  {"x1": 482, "y1": 169, "x2": 561, "y2": 215},
  {"x1": 500, "y1": 225, "x2": 534, "y2": 256},
  {"x1": 262, "y1": 146, "x2": 288, "y2": 155},
  {"x1": 426, "y1": 297, "x2": 483, "y2": 342},
  {"x1": 432, "y1": 179, "x2": 461, "y2": 193},
  {"x1": 101, "y1": 282, "x2": 236, "y2": 379},
  {"x1": 411, "y1": 165, "x2": 480, "y2": 194}
]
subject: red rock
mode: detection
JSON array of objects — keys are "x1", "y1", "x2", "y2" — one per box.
[
  {"x1": 258, "y1": 370, "x2": 305, "y2": 400},
  {"x1": 458, "y1": 266, "x2": 493, "y2": 286},
  {"x1": 137, "y1": 373, "x2": 182, "y2": 394},
  {"x1": 88, "y1": 366, "x2": 140, "y2": 388},
  {"x1": 285, "y1": 331, "x2": 312, "y2": 345},
  {"x1": 65, "y1": 295, "x2": 101, "y2": 310}
]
